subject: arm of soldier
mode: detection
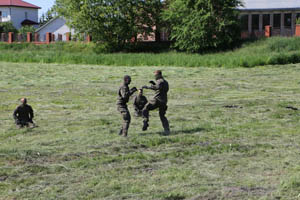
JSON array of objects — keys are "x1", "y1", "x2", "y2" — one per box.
[
  {"x1": 148, "y1": 80, "x2": 163, "y2": 90},
  {"x1": 129, "y1": 87, "x2": 137, "y2": 96},
  {"x1": 29, "y1": 106, "x2": 34, "y2": 121},
  {"x1": 13, "y1": 107, "x2": 18, "y2": 120}
]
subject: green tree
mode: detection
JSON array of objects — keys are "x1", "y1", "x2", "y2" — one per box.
[
  {"x1": 0, "y1": 22, "x2": 17, "y2": 33},
  {"x1": 163, "y1": 0, "x2": 242, "y2": 52},
  {"x1": 18, "y1": 26, "x2": 36, "y2": 35},
  {"x1": 39, "y1": 8, "x2": 56, "y2": 27},
  {"x1": 39, "y1": 13, "x2": 46, "y2": 26},
  {"x1": 54, "y1": 0, "x2": 163, "y2": 51}
]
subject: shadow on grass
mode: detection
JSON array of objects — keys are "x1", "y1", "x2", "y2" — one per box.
[{"x1": 144, "y1": 127, "x2": 206, "y2": 136}]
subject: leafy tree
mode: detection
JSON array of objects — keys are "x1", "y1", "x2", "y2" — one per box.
[
  {"x1": 54, "y1": 0, "x2": 163, "y2": 51},
  {"x1": 39, "y1": 8, "x2": 56, "y2": 27},
  {"x1": 18, "y1": 26, "x2": 36, "y2": 35},
  {"x1": 163, "y1": 0, "x2": 242, "y2": 52},
  {"x1": 39, "y1": 13, "x2": 46, "y2": 25},
  {"x1": 0, "y1": 22, "x2": 17, "y2": 33}
]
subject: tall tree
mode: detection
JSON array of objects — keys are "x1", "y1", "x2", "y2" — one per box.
[
  {"x1": 163, "y1": 0, "x2": 242, "y2": 52},
  {"x1": 39, "y1": 8, "x2": 56, "y2": 27},
  {"x1": 54, "y1": 0, "x2": 163, "y2": 50}
]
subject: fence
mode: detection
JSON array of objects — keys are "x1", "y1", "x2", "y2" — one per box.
[{"x1": 0, "y1": 32, "x2": 92, "y2": 44}]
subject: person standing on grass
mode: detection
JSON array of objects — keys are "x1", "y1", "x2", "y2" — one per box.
[
  {"x1": 142, "y1": 70, "x2": 170, "y2": 135},
  {"x1": 13, "y1": 98, "x2": 35, "y2": 128},
  {"x1": 133, "y1": 89, "x2": 148, "y2": 117},
  {"x1": 117, "y1": 75, "x2": 137, "y2": 137}
]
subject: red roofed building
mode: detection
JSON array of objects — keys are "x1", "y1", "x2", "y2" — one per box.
[{"x1": 0, "y1": 0, "x2": 40, "y2": 29}]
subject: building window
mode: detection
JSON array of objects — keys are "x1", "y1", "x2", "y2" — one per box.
[
  {"x1": 252, "y1": 14, "x2": 259, "y2": 30},
  {"x1": 263, "y1": 14, "x2": 270, "y2": 29},
  {"x1": 274, "y1": 14, "x2": 281, "y2": 28},
  {"x1": 25, "y1": 12, "x2": 28, "y2": 19},
  {"x1": 284, "y1": 13, "x2": 292, "y2": 28},
  {"x1": 240, "y1": 14, "x2": 248, "y2": 31}
]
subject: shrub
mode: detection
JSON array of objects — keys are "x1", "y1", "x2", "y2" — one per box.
[{"x1": 0, "y1": 22, "x2": 17, "y2": 33}]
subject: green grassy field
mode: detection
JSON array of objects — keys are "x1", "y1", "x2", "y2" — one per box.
[
  {"x1": 2, "y1": 37, "x2": 300, "y2": 67},
  {"x1": 1, "y1": 62, "x2": 300, "y2": 199}
]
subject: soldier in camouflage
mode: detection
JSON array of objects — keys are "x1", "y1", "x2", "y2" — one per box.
[
  {"x1": 13, "y1": 98, "x2": 35, "y2": 128},
  {"x1": 117, "y1": 75, "x2": 137, "y2": 137},
  {"x1": 133, "y1": 89, "x2": 148, "y2": 117},
  {"x1": 142, "y1": 70, "x2": 170, "y2": 135}
]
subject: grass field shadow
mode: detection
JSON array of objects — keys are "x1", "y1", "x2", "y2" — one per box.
[
  {"x1": 171, "y1": 127, "x2": 206, "y2": 135},
  {"x1": 144, "y1": 127, "x2": 206, "y2": 136}
]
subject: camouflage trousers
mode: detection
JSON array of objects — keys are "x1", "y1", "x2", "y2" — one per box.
[
  {"x1": 134, "y1": 109, "x2": 143, "y2": 117},
  {"x1": 15, "y1": 120, "x2": 35, "y2": 128},
  {"x1": 117, "y1": 105, "x2": 131, "y2": 136},
  {"x1": 142, "y1": 99, "x2": 170, "y2": 132}
]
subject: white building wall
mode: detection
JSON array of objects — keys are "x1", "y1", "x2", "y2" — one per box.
[
  {"x1": 10, "y1": 7, "x2": 38, "y2": 29},
  {"x1": 0, "y1": 7, "x2": 11, "y2": 22},
  {"x1": 37, "y1": 18, "x2": 75, "y2": 41}
]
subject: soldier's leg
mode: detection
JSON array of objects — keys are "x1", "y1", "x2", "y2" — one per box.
[
  {"x1": 118, "y1": 107, "x2": 125, "y2": 135},
  {"x1": 134, "y1": 109, "x2": 140, "y2": 117},
  {"x1": 24, "y1": 122, "x2": 30, "y2": 127},
  {"x1": 142, "y1": 101, "x2": 159, "y2": 131},
  {"x1": 159, "y1": 104, "x2": 170, "y2": 135},
  {"x1": 28, "y1": 122, "x2": 36, "y2": 128},
  {"x1": 15, "y1": 120, "x2": 23, "y2": 128},
  {"x1": 121, "y1": 110, "x2": 131, "y2": 137}
]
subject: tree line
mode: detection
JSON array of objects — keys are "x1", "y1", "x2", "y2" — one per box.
[{"x1": 54, "y1": 0, "x2": 242, "y2": 53}]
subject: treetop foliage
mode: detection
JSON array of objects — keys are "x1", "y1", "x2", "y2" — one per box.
[
  {"x1": 163, "y1": 0, "x2": 242, "y2": 52},
  {"x1": 54, "y1": 0, "x2": 242, "y2": 53},
  {"x1": 55, "y1": 0, "x2": 163, "y2": 51}
]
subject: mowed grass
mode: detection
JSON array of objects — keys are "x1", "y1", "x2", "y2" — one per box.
[{"x1": 1, "y1": 62, "x2": 300, "y2": 199}]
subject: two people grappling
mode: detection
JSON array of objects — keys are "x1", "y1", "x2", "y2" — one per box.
[{"x1": 117, "y1": 70, "x2": 170, "y2": 137}]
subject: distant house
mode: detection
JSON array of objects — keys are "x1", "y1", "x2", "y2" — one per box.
[
  {"x1": 238, "y1": 0, "x2": 300, "y2": 37},
  {"x1": 36, "y1": 17, "x2": 75, "y2": 41},
  {"x1": 0, "y1": 0, "x2": 40, "y2": 29}
]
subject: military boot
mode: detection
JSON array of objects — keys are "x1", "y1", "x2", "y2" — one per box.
[
  {"x1": 163, "y1": 129, "x2": 170, "y2": 136},
  {"x1": 142, "y1": 121, "x2": 149, "y2": 131},
  {"x1": 119, "y1": 129, "x2": 123, "y2": 135},
  {"x1": 122, "y1": 131, "x2": 128, "y2": 137}
]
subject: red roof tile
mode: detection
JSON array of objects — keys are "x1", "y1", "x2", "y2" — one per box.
[{"x1": 0, "y1": 0, "x2": 41, "y2": 9}]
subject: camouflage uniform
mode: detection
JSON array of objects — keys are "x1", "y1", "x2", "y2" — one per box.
[
  {"x1": 133, "y1": 94, "x2": 148, "y2": 117},
  {"x1": 117, "y1": 81, "x2": 137, "y2": 137},
  {"x1": 143, "y1": 74, "x2": 170, "y2": 134},
  {"x1": 13, "y1": 104, "x2": 34, "y2": 128}
]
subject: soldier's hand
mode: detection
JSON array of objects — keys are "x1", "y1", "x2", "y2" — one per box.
[
  {"x1": 130, "y1": 87, "x2": 137, "y2": 93},
  {"x1": 149, "y1": 81, "x2": 155, "y2": 85}
]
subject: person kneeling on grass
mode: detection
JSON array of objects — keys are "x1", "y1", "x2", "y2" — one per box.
[
  {"x1": 13, "y1": 98, "x2": 35, "y2": 128},
  {"x1": 133, "y1": 89, "x2": 148, "y2": 117}
]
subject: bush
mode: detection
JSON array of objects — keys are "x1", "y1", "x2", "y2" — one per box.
[
  {"x1": 0, "y1": 22, "x2": 17, "y2": 33},
  {"x1": 18, "y1": 26, "x2": 36, "y2": 35}
]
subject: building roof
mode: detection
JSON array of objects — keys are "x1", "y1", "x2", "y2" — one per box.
[
  {"x1": 0, "y1": 0, "x2": 41, "y2": 9},
  {"x1": 35, "y1": 16, "x2": 63, "y2": 33},
  {"x1": 238, "y1": 0, "x2": 300, "y2": 11},
  {"x1": 21, "y1": 19, "x2": 39, "y2": 26}
]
